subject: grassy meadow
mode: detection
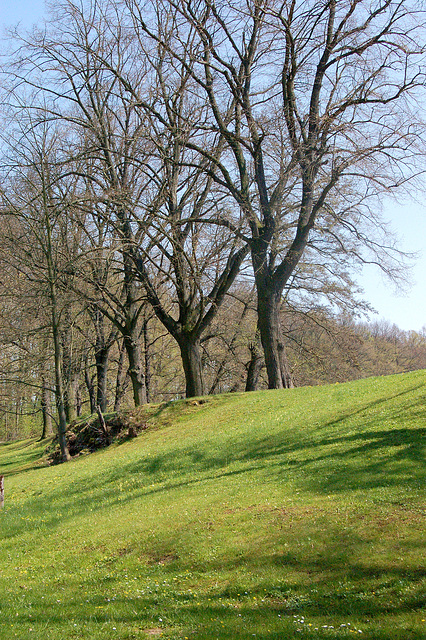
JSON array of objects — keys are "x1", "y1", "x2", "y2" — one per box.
[{"x1": 0, "y1": 371, "x2": 425, "y2": 639}]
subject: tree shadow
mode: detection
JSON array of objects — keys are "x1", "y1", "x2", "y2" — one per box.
[
  {"x1": 0, "y1": 439, "x2": 49, "y2": 478},
  {"x1": 1, "y1": 382, "x2": 424, "y2": 537},
  {"x1": 2, "y1": 534, "x2": 425, "y2": 639}
]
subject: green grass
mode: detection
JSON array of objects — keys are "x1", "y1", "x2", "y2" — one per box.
[{"x1": 0, "y1": 371, "x2": 425, "y2": 640}]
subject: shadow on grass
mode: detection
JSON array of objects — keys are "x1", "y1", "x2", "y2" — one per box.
[
  {"x1": 1, "y1": 382, "x2": 425, "y2": 540},
  {"x1": 1, "y1": 381, "x2": 425, "y2": 639},
  {"x1": 1, "y1": 545, "x2": 425, "y2": 639},
  {"x1": 0, "y1": 439, "x2": 49, "y2": 477}
]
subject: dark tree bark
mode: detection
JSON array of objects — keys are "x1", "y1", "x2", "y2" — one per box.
[
  {"x1": 256, "y1": 283, "x2": 293, "y2": 390},
  {"x1": 177, "y1": 335, "x2": 204, "y2": 397},
  {"x1": 114, "y1": 338, "x2": 129, "y2": 412},
  {"x1": 95, "y1": 345, "x2": 109, "y2": 412},
  {"x1": 76, "y1": 386, "x2": 83, "y2": 417},
  {"x1": 279, "y1": 338, "x2": 294, "y2": 390},
  {"x1": 256, "y1": 286, "x2": 284, "y2": 389},
  {"x1": 84, "y1": 355, "x2": 96, "y2": 415},
  {"x1": 124, "y1": 333, "x2": 147, "y2": 406},
  {"x1": 142, "y1": 314, "x2": 151, "y2": 403},
  {"x1": 51, "y1": 306, "x2": 71, "y2": 461},
  {"x1": 90, "y1": 307, "x2": 118, "y2": 413},
  {"x1": 61, "y1": 317, "x2": 79, "y2": 423},
  {"x1": 40, "y1": 376, "x2": 54, "y2": 438},
  {"x1": 245, "y1": 330, "x2": 263, "y2": 392},
  {"x1": 121, "y1": 252, "x2": 148, "y2": 406}
]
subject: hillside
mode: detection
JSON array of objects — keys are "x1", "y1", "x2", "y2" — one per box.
[{"x1": 0, "y1": 371, "x2": 425, "y2": 640}]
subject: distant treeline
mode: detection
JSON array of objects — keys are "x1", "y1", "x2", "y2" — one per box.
[{"x1": 1, "y1": 301, "x2": 424, "y2": 442}]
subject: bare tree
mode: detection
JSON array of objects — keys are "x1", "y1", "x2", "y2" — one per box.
[
  {"x1": 126, "y1": 0, "x2": 425, "y2": 388},
  {"x1": 0, "y1": 116, "x2": 76, "y2": 459},
  {"x1": 6, "y1": 0, "x2": 250, "y2": 397},
  {"x1": 4, "y1": 0, "x2": 425, "y2": 404}
]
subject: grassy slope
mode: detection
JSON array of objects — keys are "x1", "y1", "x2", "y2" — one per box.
[{"x1": 0, "y1": 371, "x2": 425, "y2": 640}]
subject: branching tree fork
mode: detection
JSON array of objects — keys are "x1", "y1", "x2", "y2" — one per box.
[
  {"x1": 0, "y1": 0, "x2": 424, "y2": 435},
  {"x1": 123, "y1": 0, "x2": 425, "y2": 388}
]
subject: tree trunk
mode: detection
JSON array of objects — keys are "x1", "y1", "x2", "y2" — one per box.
[
  {"x1": 64, "y1": 382, "x2": 78, "y2": 423},
  {"x1": 124, "y1": 334, "x2": 147, "y2": 406},
  {"x1": 76, "y1": 386, "x2": 83, "y2": 417},
  {"x1": 95, "y1": 346, "x2": 109, "y2": 413},
  {"x1": 52, "y1": 319, "x2": 71, "y2": 461},
  {"x1": 119, "y1": 248, "x2": 148, "y2": 407},
  {"x1": 256, "y1": 285, "x2": 293, "y2": 390},
  {"x1": 278, "y1": 336, "x2": 294, "y2": 389},
  {"x1": 245, "y1": 330, "x2": 263, "y2": 392},
  {"x1": 48, "y1": 262, "x2": 71, "y2": 460},
  {"x1": 85, "y1": 361, "x2": 96, "y2": 414},
  {"x1": 90, "y1": 307, "x2": 118, "y2": 414},
  {"x1": 15, "y1": 395, "x2": 21, "y2": 438},
  {"x1": 178, "y1": 335, "x2": 204, "y2": 397},
  {"x1": 114, "y1": 338, "x2": 129, "y2": 412},
  {"x1": 40, "y1": 376, "x2": 54, "y2": 439},
  {"x1": 61, "y1": 320, "x2": 78, "y2": 423},
  {"x1": 142, "y1": 315, "x2": 151, "y2": 403}
]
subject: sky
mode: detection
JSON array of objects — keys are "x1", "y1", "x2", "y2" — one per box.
[
  {"x1": 1, "y1": 0, "x2": 425, "y2": 333},
  {"x1": 356, "y1": 198, "x2": 426, "y2": 333},
  {"x1": 0, "y1": 0, "x2": 47, "y2": 32}
]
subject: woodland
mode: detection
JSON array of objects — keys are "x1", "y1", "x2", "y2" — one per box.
[{"x1": 0, "y1": 0, "x2": 426, "y2": 458}]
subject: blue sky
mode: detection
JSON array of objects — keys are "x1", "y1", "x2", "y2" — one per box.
[
  {"x1": 1, "y1": 0, "x2": 425, "y2": 332},
  {"x1": 356, "y1": 198, "x2": 426, "y2": 333},
  {"x1": 0, "y1": 0, "x2": 47, "y2": 31}
]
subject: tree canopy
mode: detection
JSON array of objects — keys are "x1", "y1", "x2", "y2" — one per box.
[{"x1": 1, "y1": 0, "x2": 425, "y2": 452}]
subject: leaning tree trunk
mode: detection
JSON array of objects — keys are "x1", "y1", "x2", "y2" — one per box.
[{"x1": 177, "y1": 334, "x2": 204, "y2": 398}]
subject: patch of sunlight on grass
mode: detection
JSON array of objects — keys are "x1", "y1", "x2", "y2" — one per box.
[{"x1": 0, "y1": 370, "x2": 425, "y2": 639}]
